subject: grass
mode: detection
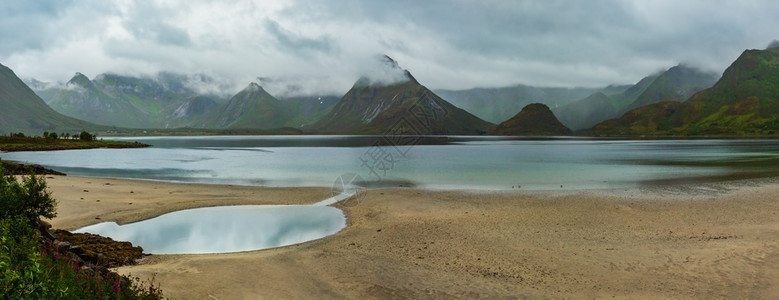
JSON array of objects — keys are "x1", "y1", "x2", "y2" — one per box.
[{"x1": 0, "y1": 135, "x2": 149, "y2": 152}]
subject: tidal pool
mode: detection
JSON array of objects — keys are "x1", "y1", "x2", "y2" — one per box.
[{"x1": 74, "y1": 204, "x2": 347, "y2": 254}]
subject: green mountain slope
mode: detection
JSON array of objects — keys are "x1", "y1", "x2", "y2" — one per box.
[
  {"x1": 552, "y1": 65, "x2": 717, "y2": 131},
  {"x1": 552, "y1": 92, "x2": 617, "y2": 131},
  {"x1": 22, "y1": 78, "x2": 61, "y2": 104},
  {"x1": 280, "y1": 95, "x2": 340, "y2": 128},
  {"x1": 48, "y1": 73, "x2": 150, "y2": 128},
  {"x1": 592, "y1": 47, "x2": 779, "y2": 135},
  {"x1": 492, "y1": 103, "x2": 572, "y2": 136},
  {"x1": 94, "y1": 73, "x2": 227, "y2": 128},
  {"x1": 314, "y1": 57, "x2": 495, "y2": 135},
  {"x1": 0, "y1": 63, "x2": 103, "y2": 135},
  {"x1": 552, "y1": 74, "x2": 658, "y2": 131},
  {"x1": 622, "y1": 65, "x2": 718, "y2": 113},
  {"x1": 29, "y1": 72, "x2": 338, "y2": 130},
  {"x1": 168, "y1": 95, "x2": 219, "y2": 127},
  {"x1": 609, "y1": 74, "x2": 660, "y2": 111},
  {"x1": 202, "y1": 83, "x2": 292, "y2": 129},
  {"x1": 30, "y1": 72, "x2": 231, "y2": 129}
]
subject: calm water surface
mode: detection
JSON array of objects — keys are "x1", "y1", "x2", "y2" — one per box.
[
  {"x1": 74, "y1": 204, "x2": 346, "y2": 254},
  {"x1": 2, "y1": 136, "x2": 779, "y2": 191}
]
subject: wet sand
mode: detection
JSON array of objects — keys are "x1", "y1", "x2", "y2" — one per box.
[{"x1": 45, "y1": 176, "x2": 779, "y2": 299}]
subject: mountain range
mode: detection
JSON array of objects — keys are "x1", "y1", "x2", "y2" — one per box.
[
  {"x1": 434, "y1": 85, "x2": 615, "y2": 124},
  {"x1": 28, "y1": 73, "x2": 341, "y2": 130},
  {"x1": 434, "y1": 64, "x2": 717, "y2": 132},
  {"x1": 592, "y1": 46, "x2": 779, "y2": 135},
  {"x1": 32, "y1": 73, "x2": 228, "y2": 128},
  {"x1": 7, "y1": 44, "x2": 778, "y2": 137},
  {"x1": 552, "y1": 65, "x2": 718, "y2": 131}
]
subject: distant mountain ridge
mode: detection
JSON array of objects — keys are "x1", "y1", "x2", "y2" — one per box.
[
  {"x1": 592, "y1": 47, "x2": 779, "y2": 135},
  {"x1": 28, "y1": 73, "x2": 341, "y2": 130},
  {"x1": 621, "y1": 65, "x2": 718, "y2": 113},
  {"x1": 552, "y1": 64, "x2": 717, "y2": 131},
  {"x1": 47, "y1": 73, "x2": 151, "y2": 128},
  {"x1": 435, "y1": 85, "x2": 613, "y2": 124},
  {"x1": 33, "y1": 72, "x2": 229, "y2": 128}
]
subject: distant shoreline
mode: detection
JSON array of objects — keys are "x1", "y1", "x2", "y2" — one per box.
[{"x1": 0, "y1": 140, "x2": 150, "y2": 152}]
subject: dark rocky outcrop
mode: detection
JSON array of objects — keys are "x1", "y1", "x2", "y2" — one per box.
[
  {"x1": 492, "y1": 103, "x2": 573, "y2": 136},
  {"x1": 36, "y1": 218, "x2": 145, "y2": 279},
  {"x1": 2, "y1": 160, "x2": 66, "y2": 175}
]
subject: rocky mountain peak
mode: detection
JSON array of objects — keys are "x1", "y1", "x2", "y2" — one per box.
[{"x1": 66, "y1": 72, "x2": 92, "y2": 87}]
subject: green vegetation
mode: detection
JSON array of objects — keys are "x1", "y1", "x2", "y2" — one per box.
[
  {"x1": 202, "y1": 83, "x2": 291, "y2": 129},
  {"x1": 99, "y1": 127, "x2": 307, "y2": 137},
  {"x1": 0, "y1": 63, "x2": 106, "y2": 136},
  {"x1": 0, "y1": 166, "x2": 164, "y2": 299},
  {"x1": 0, "y1": 132, "x2": 149, "y2": 152},
  {"x1": 47, "y1": 73, "x2": 152, "y2": 129},
  {"x1": 29, "y1": 71, "x2": 342, "y2": 131},
  {"x1": 552, "y1": 65, "x2": 717, "y2": 132},
  {"x1": 592, "y1": 48, "x2": 779, "y2": 136},
  {"x1": 621, "y1": 65, "x2": 718, "y2": 113},
  {"x1": 551, "y1": 76, "x2": 656, "y2": 131}
]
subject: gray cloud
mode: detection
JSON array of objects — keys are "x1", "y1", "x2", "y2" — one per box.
[
  {"x1": 0, "y1": 0, "x2": 75, "y2": 54},
  {"x1": 264, "y1": 19, "x2": 333, "y2": 54},
  {"x1": 2, "y1": 0, "x2": 778, "y2": 97}
]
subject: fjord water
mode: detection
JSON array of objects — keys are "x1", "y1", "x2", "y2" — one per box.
[{"x1": 3, "y1": 136, "x2": 779, "y2": 190}]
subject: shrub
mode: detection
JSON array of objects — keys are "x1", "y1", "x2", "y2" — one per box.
[
  {"x1": 0, "y1": 166, "x2": 164, "y2": 299},
  {"x1": 79, "y1": 131, "x2": 94, "y2": 142},
  {"x1": 0, "y1": 167, "x2": 56, "y2": 225}
]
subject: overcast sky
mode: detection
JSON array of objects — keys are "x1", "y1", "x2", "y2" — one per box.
[{"x1": 1, "y1": 0, "x2": 778, "y2": 96}]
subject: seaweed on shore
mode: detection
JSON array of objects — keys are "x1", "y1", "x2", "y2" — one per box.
[
  {"x1": 1, "y1": 160, "x2": 66, "y2": 175},
  {"x1": 53, "y1": 229, "x2": 146, "y2": 268}
]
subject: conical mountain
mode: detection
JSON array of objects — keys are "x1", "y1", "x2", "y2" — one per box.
[
  {"x1": 48, "y1": 73, "x2": 149, "y2": 128},
  {"x1": 203, "y1": 83, "x2": 291, "y2": 129},
  {"x1": 621, "y1": 64, "x2": 718, "y2": 113},
  {"x1": 313, "y1": 56, "x2": 495, "y2": 134},
  {"x1": 492, "y1": 103, "x2": 572, "y2": 135},
  {"x1": 592, "y1": 47, "x2": 779, "y2": 135},
  {"x1": 0, "y1": 63, "x2": 102, "y2": 134}
]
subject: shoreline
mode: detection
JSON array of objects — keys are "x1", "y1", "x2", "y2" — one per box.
[
  {"x1": 45, "y1": 176, "x2": 332, "y2": 230},
  {"x1": 45, "y1": 176, "x2": 779, "y2": 299},
  {"x1": 0, "y1": 141, "x2": 150, "y2": 152}
]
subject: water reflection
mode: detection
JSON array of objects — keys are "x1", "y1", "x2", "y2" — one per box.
[
  {"x1": 75, "y1": 204, "x2": 346, "y2": 254},
  {"x1": 2, "y1": 136, "x2": 778, "y2": 190}
]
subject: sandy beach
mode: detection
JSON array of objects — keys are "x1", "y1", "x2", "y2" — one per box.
[{"x1": 44, "y1": 175, "x2": 779, "y2": 299}]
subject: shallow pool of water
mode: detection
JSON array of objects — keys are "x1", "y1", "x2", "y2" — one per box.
[{"x1": 74, "y1": 204, "x2": 346, "y2": 254}]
